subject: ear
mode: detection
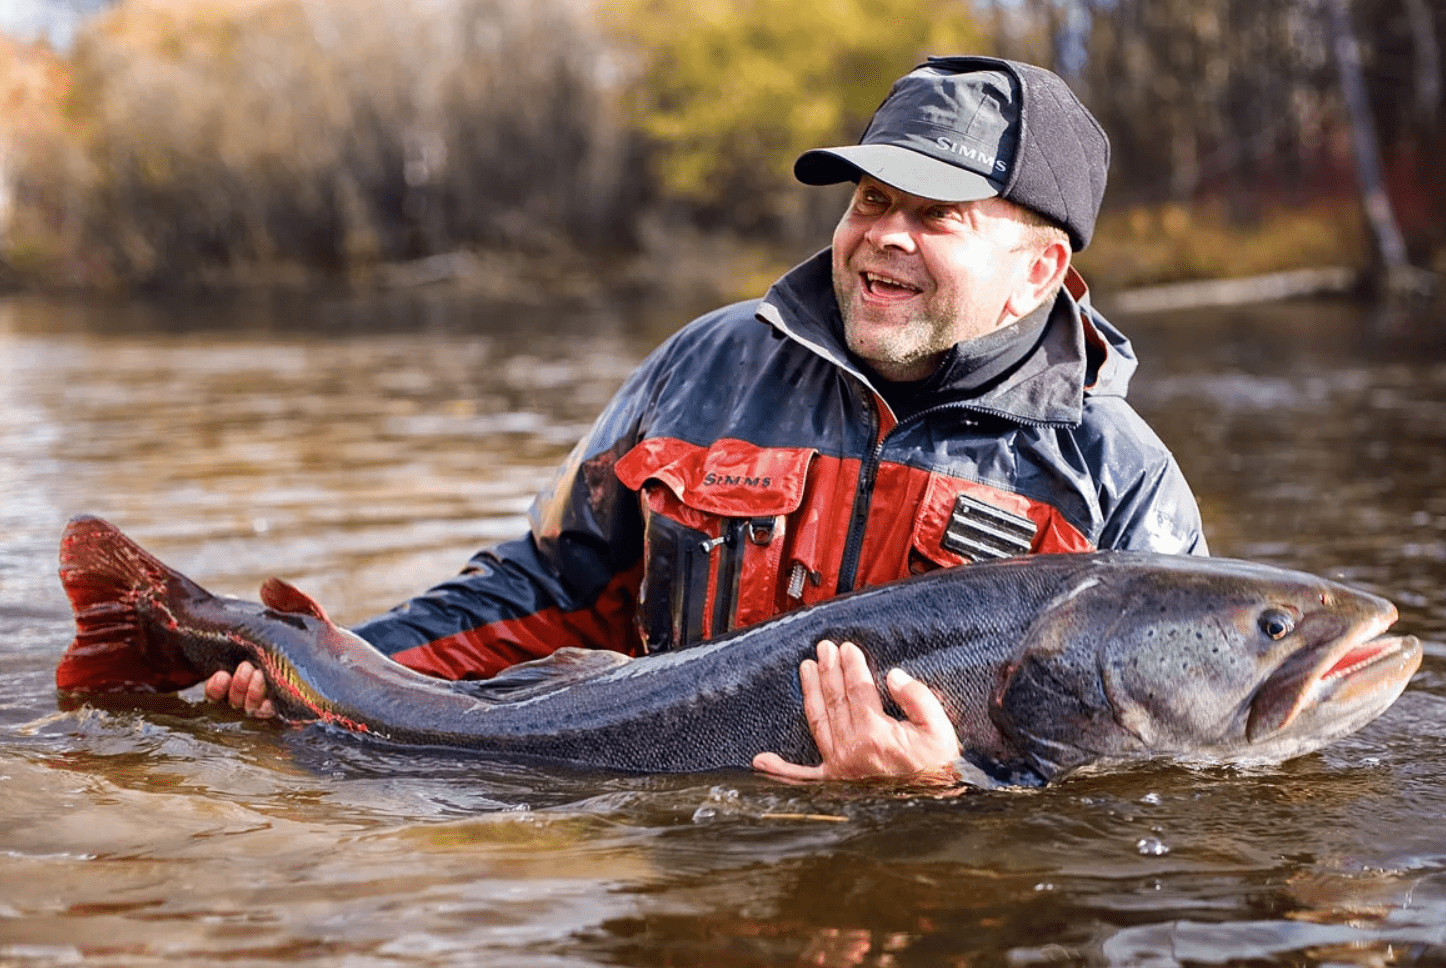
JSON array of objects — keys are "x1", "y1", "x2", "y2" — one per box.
[{"x1": 1004, "y1": 239, "x2": 1071, "y2": 319}]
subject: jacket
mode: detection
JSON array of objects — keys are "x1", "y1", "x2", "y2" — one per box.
[{"x1": 352, "y1": 251, "x2": 1207, "y2": 678}]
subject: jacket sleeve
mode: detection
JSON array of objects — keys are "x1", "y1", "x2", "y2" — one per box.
[
  {"x1": 349, "y1": 348, "x2": 669, "y2": 679},
  {"x1": 1095, "y1": 450, "x2": 1209, "y2": 556}
]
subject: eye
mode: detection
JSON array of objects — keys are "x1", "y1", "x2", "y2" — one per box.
[
  {"x1": 856, "y1": 187, "x2": 888, "y2": 210},
  {"x1": 1258, "y1": 608, "x2": 1296, "y2": 640},
  {"x1": 925, "y1": 204, "x2": 963, "y2": 224}
]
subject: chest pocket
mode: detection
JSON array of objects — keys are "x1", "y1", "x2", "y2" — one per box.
[
  {"x1": 616, "y1": 437, "x2": 815, "y2": 651},
  {"x1": 907, "y1": 473, "x2": 1094, "y2": 574}
]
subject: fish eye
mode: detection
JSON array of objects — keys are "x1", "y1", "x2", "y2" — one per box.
[{"x1": 1258, "y1": 608, "x2": 1296, "y2": 640}]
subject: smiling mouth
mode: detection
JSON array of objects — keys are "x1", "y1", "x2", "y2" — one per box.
[{"x1": 862, "y1": 271, "x2": 923, "y2": 300}]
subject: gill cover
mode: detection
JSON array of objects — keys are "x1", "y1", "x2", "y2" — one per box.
[{"x1": 989, "y1": 571, "x2": 1143, "y2": 778}]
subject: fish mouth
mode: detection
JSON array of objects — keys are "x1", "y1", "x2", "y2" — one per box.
[{"x1": 1247, "y1": 606, "x2": 1422, "y2": 742}]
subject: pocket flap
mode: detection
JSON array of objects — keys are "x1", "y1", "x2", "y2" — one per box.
[
  {"x1": 911, "y1": 474, "x2": 1041, "y2": 569},
  {"x1": 616, "y1": 437, "x2": 815, "y2": 516}
]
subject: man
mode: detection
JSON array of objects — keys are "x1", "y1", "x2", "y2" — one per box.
[{"x1": 207, "y1": 56, "x2": 1207, "y2": 784}]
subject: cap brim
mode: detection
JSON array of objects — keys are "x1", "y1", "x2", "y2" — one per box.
[{"x1": 794, "y1": 144, "x2": 1000, "y2": 203}]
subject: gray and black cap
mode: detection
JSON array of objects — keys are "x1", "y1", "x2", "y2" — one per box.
[{"x1": 794, "y1": 55, "x2": 1110, "y2": 250}]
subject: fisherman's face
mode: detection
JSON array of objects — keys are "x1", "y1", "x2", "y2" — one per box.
[{"x1": 832, "y1": 176, "x2": 1055, "y2": 383}]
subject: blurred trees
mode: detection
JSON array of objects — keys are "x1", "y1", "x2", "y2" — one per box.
[
  {"x1": 0, "y1": 0, "x2": 1442, "y2": 291},
  {"x1": 10, "y1": 0, "x2": 645, "y2": 287},
  {"x1": 0, "y1": 36, "x2": 74, "y2": 282},
  {"x1": 1062, "y1": 0, "x2": 1444, "y2": 274},
  {"x1": 602, "y1": 0, "x2": 980, "y2": 242}
]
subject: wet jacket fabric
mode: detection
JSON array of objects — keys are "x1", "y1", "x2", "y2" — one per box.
[{"x1": 352, "y1": 251, "x2": 1207, "y2": 679}]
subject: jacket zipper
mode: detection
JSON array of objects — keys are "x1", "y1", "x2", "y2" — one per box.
[
  {"x1": 836, "y1": 436, "x2": 885, "y2": 592},
  {"x1": 835, "y1": 398, "x2": 1057, "y2": 593},
  {"x1": 836, "y1": 392, "x2": 885, "y2": 593},
  {"x1": 709, "y1": 518, "x2": 747, "y2": 636},
  {"x1": 701, "y1": 515, "x2": 777, "y2": 636}
]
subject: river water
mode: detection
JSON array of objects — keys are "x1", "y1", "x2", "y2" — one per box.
[{"x1": 2, "y1": 286, "x2": 1445, "y2": 966}]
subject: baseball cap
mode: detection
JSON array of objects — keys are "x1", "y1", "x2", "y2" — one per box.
[{"x1": 794, "y1": 56, "x2": 1110, "y2": 250}]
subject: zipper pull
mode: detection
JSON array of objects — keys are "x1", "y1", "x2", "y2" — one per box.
[
  {"x1": 699, "y1": 534, "x2": 729, "y2": 553},
  {"x1": 786, "y1": 562, "x2": 821, "y2": 600}
]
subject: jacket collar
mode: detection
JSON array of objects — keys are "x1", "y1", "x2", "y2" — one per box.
[{"x1": 756, "y1": 249, "x2": 1134, "y2": 428}]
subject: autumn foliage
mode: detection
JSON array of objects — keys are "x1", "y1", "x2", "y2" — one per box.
[{"x1": 0, "y1": 0, "x2": 1441, "y2": 292}]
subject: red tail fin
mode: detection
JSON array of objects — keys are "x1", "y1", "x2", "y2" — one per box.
[{"x1": 55, "y1": 515, "x2": 208, "y2": 693}]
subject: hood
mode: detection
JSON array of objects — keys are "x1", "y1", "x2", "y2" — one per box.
[{"x1": 755, "y1": 250, "x2": 1139, "y2": 428}]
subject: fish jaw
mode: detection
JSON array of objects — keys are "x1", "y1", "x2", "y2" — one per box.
[
  {"x1": 1245, "y1": 599, "x2": 1422, "y2": 752},
  {"x1": 998, "y1": 556, "x2": 1423, "y2": 779}
]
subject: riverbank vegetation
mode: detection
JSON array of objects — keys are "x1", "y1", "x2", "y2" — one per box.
[{"x1": 0, "y1": 0, "x2": 1441, "y2": 300}]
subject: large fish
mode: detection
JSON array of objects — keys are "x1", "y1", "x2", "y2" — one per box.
[{"x1": 54, "y1": 515, "x2": 1420, "y2": 786}]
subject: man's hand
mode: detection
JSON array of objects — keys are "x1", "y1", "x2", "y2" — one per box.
[
  {"x1": 203, "y1": 662, "x2": 277, "y2": 719},
  {"x1": 752, "y1": 639, "x2": 961, "y2": 783}
]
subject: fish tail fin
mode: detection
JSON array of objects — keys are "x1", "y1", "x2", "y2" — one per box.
[{"x1": 55, "y1": 515, "x2": 209, "y2": 694}]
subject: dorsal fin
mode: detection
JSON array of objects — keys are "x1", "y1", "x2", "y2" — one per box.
[
  {"x1": 459, "y1": 647, "x2": 632, "y2": 702},
  {"x1": 260, "y1": 577, "x2": 331, "y2": 623}
]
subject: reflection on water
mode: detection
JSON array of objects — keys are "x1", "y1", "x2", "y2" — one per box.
[
  {"x1": 2, "y1": 289, "x2": 1446, "y2": 966},
  {"x1": 0, "y1": 289, "x2": 669, "y2": 623}
]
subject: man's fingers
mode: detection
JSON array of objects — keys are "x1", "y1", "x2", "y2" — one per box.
[
  {"x1": 203, "y1": 670, "x2": 231, "y2": 704},
  {"x1": 752, "y1": 751, "x2": 825, "y2": 782},
  {"x1": 765, "y1": 644, "x2": 962, "y2": 784},
  {"x1": 837, "y1": 641, "x2": 885, "y2": 717},
  {"x1": 886, "y1": 667, "x2": 953, "y2": 734},
  {"x1": 207, "y1": 662, "x2": 275, "y2": 718},
  {"x1": 227, "y1": 661, "x2": 255, "y2": 708},
  {"x1": 885, "y1": 667, "x2": 961, "y2": 773},
  {"x1": 798, "y1": 654, "x2": 834, "y2": 756},
  {"x1": 244, "y1": 667, "x2": 276, "y2": 719},
  {"x1": 814, "y1": 639, "x2": 858, "y2": 736}
]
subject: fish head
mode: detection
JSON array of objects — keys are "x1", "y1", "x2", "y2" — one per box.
[{"x1": 993, "y1": 555, "x2": 1421, "y2": 778}]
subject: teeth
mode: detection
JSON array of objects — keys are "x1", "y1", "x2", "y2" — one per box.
[
  {"x1": 1321, "y1": 638, "x2": 1398, "y2": 680},
  {"x1": 865, "y1": 272, "x2": 919, "y2": 292}
]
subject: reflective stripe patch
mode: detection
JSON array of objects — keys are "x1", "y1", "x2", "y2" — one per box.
[{"x1": 941, "y1": 492, "x2": 1038, "y2": 561}]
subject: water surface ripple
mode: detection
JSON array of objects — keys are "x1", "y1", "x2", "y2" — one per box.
[{"x1": 2, "y1": 291, "x2": 1444, "y2": 966}]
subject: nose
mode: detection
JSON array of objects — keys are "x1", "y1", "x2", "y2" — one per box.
[{"x1": 864, "y1": 205, "x2": 918, "y2": 253}]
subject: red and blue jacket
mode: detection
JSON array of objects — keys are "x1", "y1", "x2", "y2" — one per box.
[{"x1": 352, "y1": 251, "x2": 1207, "y2": 678}]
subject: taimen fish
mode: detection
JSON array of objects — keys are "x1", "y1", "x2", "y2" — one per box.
[{"x1": 54, "y1": 515, "x2": 1421, "y2": 786}]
